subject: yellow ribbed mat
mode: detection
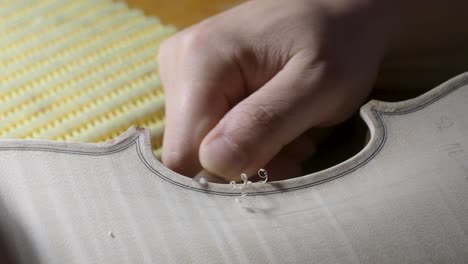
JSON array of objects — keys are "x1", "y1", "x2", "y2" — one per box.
[{"x1": 0, "y1": 0, "x2": 175, "y2": 158}]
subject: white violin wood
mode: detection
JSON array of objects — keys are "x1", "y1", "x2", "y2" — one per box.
[{"x1": 0, "y1": 73, "x2": 468, "y2": 263}]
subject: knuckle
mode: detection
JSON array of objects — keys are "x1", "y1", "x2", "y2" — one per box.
[
  {"x1": 227, "y1": 102, "x2": 282, "y2": 145},
  {"x1": 179, "y1": 25, "x2": 220, "y2": 53},
  {"x1": 157, "y1": 26, "x2": 220, "y2": 65},
  {"x1": 249, "y1": 103, "x2": 282, "y2": 132},
  {"x1": 157, "y1": 37, "x2": 176, "y2": 63}
]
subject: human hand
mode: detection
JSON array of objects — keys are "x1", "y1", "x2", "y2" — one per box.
[{"x1": 158, "y1": 0, "x2": 386, "y2": 182}]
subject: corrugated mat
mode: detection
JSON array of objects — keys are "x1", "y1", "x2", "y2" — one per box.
[{"x1": 0, "y1": 0, "x2": 175, "y2": 158}]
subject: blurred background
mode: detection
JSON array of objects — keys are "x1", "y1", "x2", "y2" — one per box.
[{"x1": 124, "y1": 0, "x2": 244, "y2": 29}]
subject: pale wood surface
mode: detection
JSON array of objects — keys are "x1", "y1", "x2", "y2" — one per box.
[{"x1": 1, "y1": 73, "x2": 468, "y2": 263}]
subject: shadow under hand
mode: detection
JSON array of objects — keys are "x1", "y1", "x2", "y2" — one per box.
[
  {"x1": 303, "y1": 114, "x2": 369, "y2": 174},
  {"x1": 0, "y1": 197, "x2": 41, "y2": 264}
]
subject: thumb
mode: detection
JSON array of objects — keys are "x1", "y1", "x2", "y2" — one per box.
[{"x1": 199, "y1": 56, "x2": 362, "y2": 181}]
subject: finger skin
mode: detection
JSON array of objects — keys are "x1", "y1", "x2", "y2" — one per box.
[
  {"x1": 198, "y1": 53, "x2": 376, "y2": 181},
  {"x1": 159, "y1": 29, "x2": 244, "y2": 176},
  {"x1": 159, "y1": 0, "x2": 386, "y2": 180}
]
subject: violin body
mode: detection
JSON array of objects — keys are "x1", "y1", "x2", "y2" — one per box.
[{"x1": 0, "y1": 73, "x2": 467, "y2": 263}]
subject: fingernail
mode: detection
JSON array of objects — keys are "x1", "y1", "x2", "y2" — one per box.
[{"x1": 200, "y1": 136, "x2": 248, "y2": 178}]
